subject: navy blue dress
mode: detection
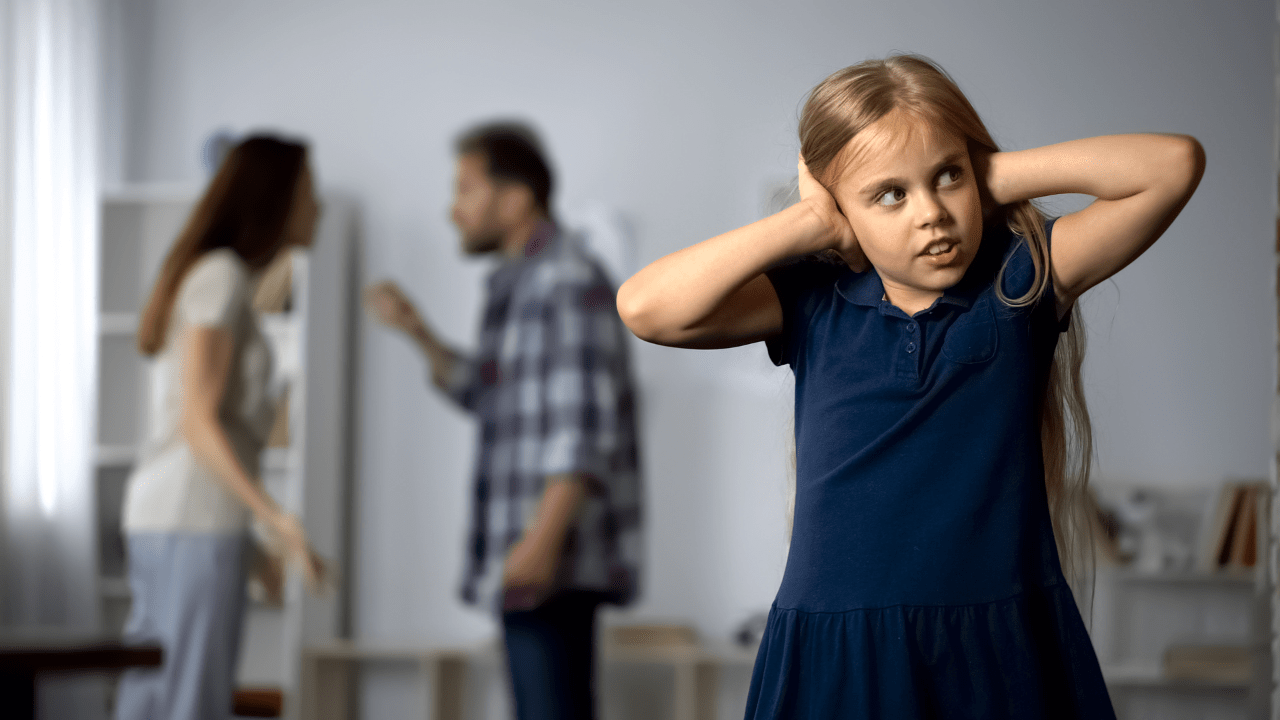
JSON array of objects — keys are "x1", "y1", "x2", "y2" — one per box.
[{"x1": 745, "y1": 219, "x2": 1115, "y2": 719}]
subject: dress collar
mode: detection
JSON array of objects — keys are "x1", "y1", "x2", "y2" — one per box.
[
  {"x1": 832, "y1": 224, "x2": 1013, "y2": 315},
  {"x1": 835, "y1": 268, "x2": 974, "y2": 314}
]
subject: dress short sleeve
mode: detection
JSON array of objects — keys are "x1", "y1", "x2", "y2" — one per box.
[
  {"x1": 763, "y1": 256, "x2": 846, "y2": 368},
  {"x1": 177, "y1": 249, "x2": 250, "y2": 328}
]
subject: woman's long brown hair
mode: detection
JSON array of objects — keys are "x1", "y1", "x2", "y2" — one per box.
[
  {"x1": 137, "y1": 136, "x2": 308, "y2": 356},
  {"x1": 793, "y1": 55, "x2": 1096, "y2": 592}
]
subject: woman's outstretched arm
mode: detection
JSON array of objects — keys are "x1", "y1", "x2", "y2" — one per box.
[
  {"x1": 618, "y1": 156, "x2": 860, "y2": 349},
  {"x1": 985, "y1": 133, "x2": 1205, "y2": 314}
]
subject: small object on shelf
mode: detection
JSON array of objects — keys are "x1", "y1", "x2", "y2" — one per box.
[
  {"x1": 1161, "y1": 644, "x2": 1253, "y2": 685},
  {"x1": 1117, "y1": 489, "x2": 1163, "y2": 573},
  {"x1": 609, "y1": 624, "x2": 698, "y2": 648},
  {"x1": 734, "y1": 612, "x2": 769, "y2": 648},
  {"x1": 232, "y1": 686, "x2": 283, "y2": 717}
]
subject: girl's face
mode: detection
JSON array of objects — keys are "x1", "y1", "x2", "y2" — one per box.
[{"x1": 828, "y1": 112, "x2": 983, "y2": 312}]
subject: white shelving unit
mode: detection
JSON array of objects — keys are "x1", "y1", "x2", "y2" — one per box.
[
  {"x1": 95, "y1": 184, "x2": 357, "y2": 719},
  {"x1": 1090, "y1": 485, "x2": 1272, "y2": 720}
]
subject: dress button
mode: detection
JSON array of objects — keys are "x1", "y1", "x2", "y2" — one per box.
[
  {"x1": 906, "y1": 342, "x2": 917, "y2": 354},
  {"x1": 906, "y1": 322, "x2": 917, "y2": 333}
]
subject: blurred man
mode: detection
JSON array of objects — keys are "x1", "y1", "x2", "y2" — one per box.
[{"x1": 366, "y1": 122, "x2": 642, "y2": 720}]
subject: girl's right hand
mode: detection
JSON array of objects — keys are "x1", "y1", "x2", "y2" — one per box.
[{"x1": 798, "y1": 154, "x2": 866, "y2": 271}]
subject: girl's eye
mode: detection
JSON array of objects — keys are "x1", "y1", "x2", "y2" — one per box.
[
  {"x1": 938, "y1": 167, "x2": 962, "y2": 187},
  {"x1": 877, "y1": 188, "x2": 906, "y2": 207}
]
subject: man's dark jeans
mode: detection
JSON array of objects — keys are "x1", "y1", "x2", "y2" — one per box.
[{"x1": 502, "y1": 590, "x2": 608, "y2": 720}]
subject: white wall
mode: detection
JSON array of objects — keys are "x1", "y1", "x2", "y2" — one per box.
[{"x1": 108, "y1": 0, "x2": 1274, "y2": 713}]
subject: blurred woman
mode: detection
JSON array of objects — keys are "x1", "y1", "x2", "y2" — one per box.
[{"x1": 115, "y1": 135, "x2": 325, "y2": 720}]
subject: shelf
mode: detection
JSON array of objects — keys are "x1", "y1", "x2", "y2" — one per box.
[
  {"x1": 101, "y1": 183, "x2": 199, "y2": 204},
  {"x1": 99, "y1": 312, "x2": 138, "y2": 336},
  {"x1": 96, "y1": 444, "x2": 137, "y2": 467},
  {"x1": 1104, "y1": 568, "x2": 1258, "y2": 586},
  {"x1": 1102, "y1": 662, "x2": 1252, "y2": 690}
]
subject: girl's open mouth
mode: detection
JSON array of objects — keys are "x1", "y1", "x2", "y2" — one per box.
[{"x1": 920, "y1": 241, "x2": 959, "y2": 263}]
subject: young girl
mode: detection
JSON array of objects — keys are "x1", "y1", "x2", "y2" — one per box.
[{"x1": 617, "y1": 55, "x2": 1203, "y2": 718}]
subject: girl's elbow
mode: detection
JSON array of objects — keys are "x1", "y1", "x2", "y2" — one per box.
[
  {"x1": 1168, "y1": 134, "x2": 1206, "y2": 194},
  {"x1": 616, "y1": 281, "x2": 664, "y2": 342}
]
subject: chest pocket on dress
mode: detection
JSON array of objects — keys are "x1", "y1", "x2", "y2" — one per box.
[{"x1": 941, "y1": 301, "x2": 998, "y2": 365}]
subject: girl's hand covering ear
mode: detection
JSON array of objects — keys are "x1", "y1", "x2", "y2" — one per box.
[
  {"x1": 798, "y1": 154, "x2": 866, "y2": 271},
  {"x1": 969, "y1": 148, "x2": 1001, "y2": 220}
]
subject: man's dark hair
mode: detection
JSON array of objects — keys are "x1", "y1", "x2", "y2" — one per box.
[{"x1": 455, "y1": 121, "x2": 554, "y2": 214}]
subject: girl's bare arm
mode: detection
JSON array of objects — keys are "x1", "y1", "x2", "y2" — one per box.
[
  {"x1": 985, "y1": 134, "x2": 1205, "y2": 314},
  {"x1": 618, "y1": 158, "x2": 858, "y2": 349}
]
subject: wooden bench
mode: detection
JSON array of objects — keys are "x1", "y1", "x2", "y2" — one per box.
[{"x1": 301, "y1": 637, "x2": 759, "y2": 720}]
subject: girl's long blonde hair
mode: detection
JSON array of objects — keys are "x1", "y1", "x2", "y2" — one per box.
[{"x1": 791, "y1": 54, "x2": 1095, "y2": 589}]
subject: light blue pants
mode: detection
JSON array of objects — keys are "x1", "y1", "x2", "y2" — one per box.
[{"x1": 113, "y1": 533, "x2": 247, "y2": 720}]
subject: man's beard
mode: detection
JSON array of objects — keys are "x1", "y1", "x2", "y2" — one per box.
[{"x1": 462, "y1": 227, "x2": 503, "y2": 255}]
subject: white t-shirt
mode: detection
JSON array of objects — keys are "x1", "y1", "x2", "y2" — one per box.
[{"x1": 123, "y1": 249, "x2": 274, "y2": 534}]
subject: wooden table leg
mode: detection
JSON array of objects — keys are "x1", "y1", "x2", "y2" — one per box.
[
  {"x1": 301, "y1": 656, "x2": 352, "y2": 720},
  {"x1": 695, "y1": 661, "x2": 718, "y2": 720},
  {"x1": 425, "y1": 654, "x2": 467, "y2": 720},
  {"x1": 673, "y1": 661, "x2": 694, "y2": 720}
]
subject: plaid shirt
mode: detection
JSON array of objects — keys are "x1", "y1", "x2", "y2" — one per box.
[{"x1": 440, "y1": 221, "x2": 642, "y2": 614}]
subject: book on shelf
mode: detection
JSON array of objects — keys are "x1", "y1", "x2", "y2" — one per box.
[
  {"x1": 1237, "y1": 486, "x2": 1258, "y2": 568},
  {"x1": 1199, "y1": 480, "x2": 1267, "y2": 572},
  {"x1": 1200, "y1": 481, "x2": 1240, "y2": 571},
  {"x1": 1162, "y1": 644, "x2": 1253, "y2": 684}
]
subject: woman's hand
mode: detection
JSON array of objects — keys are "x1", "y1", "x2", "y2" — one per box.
[
  {"x1": 265, "y1": 510, "x2": 330, "y2": 594},
  {"x1": 798, "y1": 154, "x2": 865, "y2": 271}
]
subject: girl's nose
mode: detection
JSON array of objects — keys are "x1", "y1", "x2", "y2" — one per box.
[{"x1": 918, "y1": 194, "x2": 949, "y2": 227}]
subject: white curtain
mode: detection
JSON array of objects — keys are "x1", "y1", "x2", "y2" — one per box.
[{"x1": 0, "y1": 0, "x2": 100, "y2": 634}]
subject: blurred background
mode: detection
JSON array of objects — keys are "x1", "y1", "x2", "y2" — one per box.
[{"x1": 0, "y1": 0, "x2": 1274, "y2": 718}]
